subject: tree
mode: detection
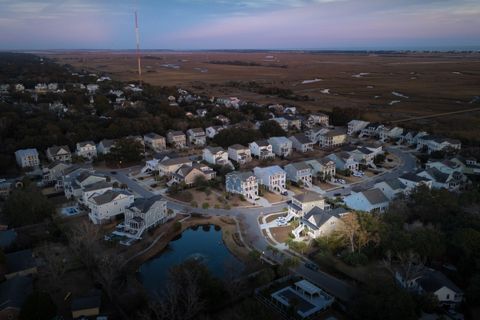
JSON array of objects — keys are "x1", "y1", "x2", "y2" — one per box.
[
  {"x1": 259, "y1": 120, "x2": 285, "y2": 138},
  {"x1": 2, "y1": 186, "x2": 55, "y2": 227},
  {"x1": 20, "y1": 291, "x2": 57, "y2": 320},
  {"x1": 108, "y1": 137, "x2": 144, "y2": 164},
  {"x1": 286, "y1": 239, "x2": 308, "y2": 254},
  {"x1": 383, "y1": 250, "x2": 425, "y2": 286},
  {"x1": 338, "y1": 212, "x2": 380, "y2": 254}
]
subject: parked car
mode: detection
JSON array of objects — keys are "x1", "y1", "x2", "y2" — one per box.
[{"x1": 305, "y1": 262, "x2": 319, "y2": 271}]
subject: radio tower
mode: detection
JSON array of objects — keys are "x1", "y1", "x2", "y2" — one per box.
[{"x1": 134, "y1": 4, "x2": 142, "y2": 86}]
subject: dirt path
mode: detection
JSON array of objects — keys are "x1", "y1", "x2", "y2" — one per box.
[{"x1": 388, "y1": 107, "x2": 480, "y2": 123}]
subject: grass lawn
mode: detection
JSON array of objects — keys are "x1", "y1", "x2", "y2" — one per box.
[
  {"x1": 269, "y1": 225, "x2": 293, "y2": 244},
  {"x1": 262, "y1": 191, "x2": 285, "y2": 203},
  {"x1": 265, "y1": 212, "x2": 287, "y2": 224}
]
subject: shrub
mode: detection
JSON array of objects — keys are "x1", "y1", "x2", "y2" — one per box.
[
  {"x1": 202, "y1": 202, "x2": 210, "y2": 209},
  {"x1": 173, "y1": 221, "x2": 182, "y2": 232},
  {"x1": 340, "y1": 251, "x2": 368, "y2": 266}
]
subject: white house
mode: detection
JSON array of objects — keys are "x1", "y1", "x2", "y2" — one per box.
[
  {"x1": 202, "y1": 146, "x2": 232, "y2": 167},
  {"x1": 318, "y1": 129, "x2": 347, "y2": 149},
  {"x1": 87, "y1": 190, "x2": 134, "y2": 224},
  {"x1": 305, "y1": 113, "x2": 329, "y2": 128},
  {"x1": 205, "y1": 126, "x2": 225, "y2": 139},
  {"x1": 124, "y1": 196, "x2": 171, "y2": 239},
  {"x1": 288, "y1": 192, "x2": 326, "y2": 219},
  {"x1": 167, "y1": 131, "x2": 187, "y2": 149},
  {"x1": 343, "y1": 188, "x2": 390, "y2": 213},
  {"x1": 253, "y1": 166, "x2": 287, "y2": 195},
  {"x1": 347, "y1": 120, "x2": 370, "y2": 136},
  {"x1": 374, "y1": 178, "x2": 407, "y2": 200},
  {"x1": 46, "y1": 145, "x2": 72, "y2": 163},
  {"x1": 305, "y1": 158, "x2": 336, "y2": 181},
  {"x1": 249, "y1": 140, "x2": 275, "y2": 160},
  {"x1": 359, "y1": 123, "x2": 384, "y2": 138},
  {"x1": 225, "y1": 171, "x2": 259, "y2": 203},
  {"x1": 186, "y1": 128, "x2": 206, "y2": 147},
  {"x1": 76, "y1": 141, "x2": 97, "y2": 160},
  {"x1": 417, "y1": 168, "x2": 466, "y2": 191},
  {"x1": 86, "y1": 84, "x2": 99, "y2": 94},
  {"x1": 395, "y1": 268, "x2": 463, "y2": 308},
  {"x1": 416, "y1": 135, "x2": 461, "y2": 154},
  {"x1": 399, "y1": 172, "x2": 433, "y2": 192},
  {"x1": 289, "y1": 134, "x2": 314, "y2": 153},
  {"x1": 42, "y1": 162, "x2": 71, "y2": 186},
  {"x1": 97, "y1": 139, "x2": 115, "y2": 155},
  {"x1": 158, "y1": 157, "x2": 193, "y2": 176},
  {"x1": 268, "y1": 136, "x2": 293, "y2": 158},
  {"x1": 15, "y1": 148, "x2": 40, "y2": 168},
  {"x1": 326, "y1": 152, "x2": 359, "y2": 172},
  {"x1": 80, "y1": 181, "x2": 113, "y2": 207},
  {"x1": 144, "y1": 133, "x2": 166, "y2": 152},
  {"x1": 228, "y1": 144, "x2": 252, "y2": 164},
  {"x1": 272, "y1": 117, "x2": 289, "y2": 131},
  {"x1": 284, "y1": 162, "x2": 313, "y2": 187},
  {"x1": 305, "y1": 126, "x2": 329, "y2": 144},
  {"x1": 300, "y1": 207, "x2": 349, "y2": 239}
]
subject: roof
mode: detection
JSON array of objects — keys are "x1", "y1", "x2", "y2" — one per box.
[
  {"x1": 418, "y1": 269, "x2": 462, "y2": 294},
  {"x1": 47, "y1": 145, "x2": 71, "y2": 155},
  {"x1": 6, "y1": 250, "x2": 36, "y2": 274},
  {"x1": 99, "y1": 139, "x2": 115, "y2": 148},
  {"x1": 227, "y1": 171, "x2": 255, "y2": 181},
  {"x1": 325, "y1": 128, "x2": 346, "y2": 137},
  {"x1": 168, "y1": 130, "x2": 185, "y2": 136},
  {"x1": 293, "y1": 191, "x2": 323, "y2": 203},
  {"x1": 290, "y1": 133, "x2": 312, "y2": 144},
  {"x1": 205, "y1": 146, "x2": 224, "y2": 154},
  {"x1": 361, "y1": 188, "x2": 389, "y2": 205},
  {"x1": 255, "y1": 165, "x2": 285, "y2": 176},
  {"x1": 188, "y1": 128, "x2": 205, "y2": 134},
  {"x1": 384, "y1": 178, "x2": 407, "y2": 190},
  {"x1": 144, "y1": 132, "x2": 163, "y2": 139},
  {"x1": 15, "y1": 148, "x2": 38, "y2": 157},
  {"x1": 77, "y1": 141, "x2": 95, "y2": 147},
  {"x1": 287, "y1": 161, "x2": 311, "y2": 171},
  {"x1": 130, "y1": 195, "x2": 164, "y2": 213},
  {"x1": 91, "y1": 190, "x2": 131, "y2": 205},
  {"x1": 253, "y1": 140, "x2": 270, "y2": 147},
  {"x1": 160, "y1": 156, "x2": 192, "y2": 167},
  {"x1": 400, "y1": 172, "x2": 431, "y2": 183},
  {"x1": 303, "y1": 207, "x2": 349, "y2": 230},
  {"x1": 424, "y1": 168, "x2": 450, "y2": 183},
  {"x1": 71, "y1": 290, "x2": 102, "y2": 312},
  {"x1": 295, "y1": 280, "x2": 323, "y2": 296},
  {"x1": 229, "y1": 144, "x2": 247, "y2": 150},
  {"x1": 0, "y1": 276, "x2": 33, "y2": 311},
  {"x1": 0, "y1": 230, "x2": 17, "y2": 249},
  {"x1": 83, "y1": 181, "x2": 112, "y2": 192},
  {"x1": 269, "y1": 136, "x2": 291, "y2": 144},
  {"x1": 420, "y1": 135, "x2": 461, "y2": 145}
]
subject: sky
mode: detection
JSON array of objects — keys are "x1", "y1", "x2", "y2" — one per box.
[{"x1": 0, "y1": 0, "x2": 479, "y2": 50}]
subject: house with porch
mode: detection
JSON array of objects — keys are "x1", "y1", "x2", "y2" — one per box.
[
  {"x1": 144, "y1": 133, "x2": 166, "y2": 152},
  {"x1": 203, "y1": 146, "x2": 232, "y2": 168},
  {"x1": 304, "y1": 113, "x2": 329, "y2": 128},
  {"x1": 225, "y1": 171, "x2": 259, "y2": 203},
  {"x1": 288, "y1": 191, "x2": 327, "y2": 219},
  {"x1": 97, "y1": 139, "x2": 115, "y2": 155},
  {"x1": 417, "y1": 167, "x2": 467, "y2": 191},
  {"x1": 167, "y1": 131, "x2": 187, "y2": 149},
  {"x1": 87, "y1": 190, "x2": 134, "y2": 224},
  {"x1": 76, "y1": 141, "x2": 97, "y2": 160},
  {"x1": 254, "y1": 165, "x2": 287, "y2": 194},
  {"x1": 268, "y1": 136, "x2": 293, "y2": 158},
  {"x1": 317, "y1": 128, "x2": 347, "y2": 148},
  {"x1": 46, "y1": 145, "x2": 72, "y2": 162},
  {"x1": 305, "y1": 158, "x2": 336, "y2": 181},
  {"x1": 416, "y1": 135, "x2": 461, "y2": 154},
  {"x1": 326, "y1": 152, "x2": 359, "y2": 172},
  {"x1": 300, "y1": 207, "x2": 349, "y2": 239},
  {"x1": 289, "y1": 133, "x2": 314, "y2": 153},
  {"x1": 15, "y1": 148, "x2": 40, "y2": 168},
  {"x1": 284, "y1": 162, "x2": 313, "y2": 187},
  {"x1": 169, "y1": 163, "x2": 216, "y2": 186},
  {"x1": 124, "y1": 196, "x2": 171, "y2": 239},
  {"x1": 42, "y1": 161, "x2": 71, "y2": 186},
  {"x1": 186, "y1": 128, "x2": 207, "y2": 147},
  {"x1": 305, "y1": 126, "x2": 329, "y2": 144},
  {"x1": 343, "y1": 188, "x2": 390, "y2": 213},
  {"x1": 158, "y1": 156, "x2": 193, "y2": 176},
  {"x1": 374, "y1": 178, "x2": 407, "y2": 200},
  {"x1": 205, "y1": 125, "x2": 225, "y2": 139},
  {"x1": 347, "y1": 120, "x2": 370, "y2": 136},
  {"x1": 249, "y1": 140, "x2": 275, "y2": 160},
  {"x1": 228, "y1": 144, "x2": 252, "y2": 164},
  {"x1": 399, "y1": 172, "x2": 433, "y2": 192}
]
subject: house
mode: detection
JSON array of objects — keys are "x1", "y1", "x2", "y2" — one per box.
[
  {"x1": 347, "y1": 120, "x2": 370, "y2": 136},
  {"x1": 187, "y1": 128, "x2": 207, "y2": 146},
  {"x1": 49, "y1": 101, "x2": 68, "y2": 113},
  {"x1": 203, "y1": 146, "x2": 232, "y2": 167},
  {"x1": 249, "y1": 140, "x2": 275, "y2": 160},
  {"x1": 318, "y1": 128, "x2": 347, "y2": 148},
  {"x1": 379, "y1": 126, "x2": 403, "y2": 141},
  {"x1": 399, "y1": 172, "x2": 433, "y2": 192},
  {"x1": 158, "y1": 156, "x2": 193, "y2": 176},
  {"x1": 206, "y1": 125, "x2": 225, "y2": 139},
  {"x1": 289, "y1": 134, "x2": 314, "y2": 153},
  {"x1": 401, "y1": 131, "x2": 428, "y2": 146},
  {"x1": 326, "y1": 152, "x2": 359, "y2": 172},
  {"x1": 14, "y1": 83, "x2": 25, "y2": 92},
  {"x1": 196, "y1": 108, "x2": 208, "y2": 117},
  {"x1": 225, "y1": 171, "x2": 259, "y2": 203},
  {"x1": 42, "y1": 161, "x2": 71, "y2": 186},
  {"x1": 86, "y1": 83, "x2": 99, "y2": 94},
  {"x1": 305, "y1": 126, "x2": 329, "y2": 143},
  {"x1": 87, "y1": 190, "x2": 135, "y2": 224},
  {"x1": 76, "y1": 141, "x2": 97, "y2": 160},
  {"x1": 284, "y1": 106, "x2": 297, "y2": 114},
  {"x1": 0, "y1": 276, "x2": 32, "y2": 320},
  {"x1": 4, "y1": 249, "x2": 37, "y2": 279},
  {"x1": 97, "y1": 139, "x2": 115, "y2": 155},
  {"x1": 343, "y1": 188, "x2": 390, "y2": 213},
  {"x1": 284, "y1": 114, "x2": 302, "y2": 130},
  {"x1": 170, "y1": 164, "x2": 216, "y2": 186},
  {"x1": 14, "y1": 148, "x2": 40, "y2": 168},
  {"x1": 215, "y1": 115, "x2": 230, "y2": 125},
  {"x1": 47, "y1": 82, "x2": 58, "y2": 91},
  {"x1": 395, "y1": 268, "x2": 463, "y2": 308},
  {"x1": 345, "y1": 146, "x2": 378, "y2": 166},
  {"x1": 35, "y1": 83, "x2": 48, "y2": 94},
  {"x1": 374, "y1": 178, "x2": 407, "y2": 200},
  {"x1": 253, "y1": 166, "x2": 287, "y2": 194},
  {"x1": 305, "y1": 158, "x2": 336, "y2": 181},
  {"x1": 359, "y1": 123, "x2": 384, "y2": 138},
  {"x1": 80, "y1": 181, "x2": 113, "y2": 207},
  {"x1": 228, "y1": 144, "x2": 252, "y2": 164},
  {"x1": 268, "y1": 136, "x2": 292, "y2": 158},
  {"x1": 46, "y1": 145, "x2": 72, "y2": 162},
  {"x1": 284, "y1": 162, "x2": 313, "y2": 187},
  {"x1": 305, "y1": 113, "x2": 329, "y2": 128},
  {"x1": 124, "y1": 196, "x2": 171, "y2": 239},
  {"x1": 450, "y1": 156, "x2": 480, "y2": 176},
  {"x1": 167, "y1": 131, "x2": 187, "y2": 149},
  {"x1": 300, "y1": 207, "x2": 349, "y2": 238},
  {"x1": 63, "y1": 170, "x2": 109, "y2": 201},
  {"x1": 288, "y1": 191, "x2": 326, "y2": 219},
  {"x1": 417, "y1": 168, "x2": 466, "y2": 191},
  {"x1": 144, "y1": 133, "x2": 166, "y2": 152},
  {"x1": 417, "y1": 135, "x2": 461, "y2": 154},
  {"x1": 272, "y1": 117, "x2": 289, "y2": 131},
  {"x1": 71, "y1": 291, "x2": 102, "y2": 319}
]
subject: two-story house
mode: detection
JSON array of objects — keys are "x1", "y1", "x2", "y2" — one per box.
[
  {"x1": 225, "y1": 171, "x2": 259, "y2": 203},
  {"x1": 97, "y1": 139, "x2": 116, "y2": 155},
  {"x1": 15, "y1": 148, "x2": 40, "y2": 168},
  {"x1": 326, "y1": 152, "x2": 359, "y2": 172},
  {"x1": 374, "y1": 178, "x2": 407, "y2": 200},
  {"x1": 347, "y1": 120, "x2": 370, "y2": 136},
  {"x1": 186, "y1": 128, "x2": 207, "y2": 147},
  {"x1": 305, "y1": 158, "x2": 336, "y2": 181},
  {"x1": 272, "y1": 117, "x2": 289, "y2": 131},
  {"x1": 158, "y1": 157, "x2": 193, "y2": 177},
  {"x1": 76, "y1": 141, "x2": 97, "y2": 160},
  {"x1": 289, "y1": 134, "x2": 314, "y2": 153},
  {"x1": 144, "y1": 133, "x2": 166, "y2": 152},
  {"x1": 299, "y1": 207, "x2": 349, "y2": 239},
  {"x1": 124, "y1": 196, "x2": 171, "y2": 239},
  {"x1": 399, "y1": 172, "x2": 433, "y2": 192},
  {"x1": 343, "y1": 188, "x2": 390, "y2": 213},
  {"x1": 304, "y1": 113, "x2": 329, "y2": 128},
  {"x1": 268, "y1": 136, "x2": 293, "y2": 158},
  {"x1": 87, "y1": 190, "x2": 134, "y2": 224},
  {"x1": 288, "y1": 191, "x2": 327, "y2": 219},
  {"x1": 318, "y1": 129, "x2": 347, "y2": 148},
  {"x1": 203, "y1": 146, "x2": 232, "y2": 167},
  {"x1": 249, "y1": 140, "x2": 275, "y2": 160},
  {"x1": 416, "y1": 135, "x2": 461, "y2": 154},
  {"x1": 228, "y1": 144, "x2": 252, "y2": 165},
  {"x1": 253, "y1": 166, "x2": 287, "y2": 195},
  {"x1": 167, "y1": 131, "x2": 187, "y2": 149},
  {"x1": 46, "y1": 145, "x2": 72, "y2": 162},
  {"x1": 205, "y1": 125, "x2": 225, "y2": 139},
  {"x1": 170, "y1": 163, "x2": 216, "y2": 186},
  {"x1": 284, "y1": 162, "x2": 313, "y2": 187}
]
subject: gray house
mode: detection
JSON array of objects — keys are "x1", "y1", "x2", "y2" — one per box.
[{"x1": 225, "y1": 171, "x2": 259, "y2": 203}]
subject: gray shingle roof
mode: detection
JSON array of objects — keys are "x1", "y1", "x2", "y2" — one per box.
[
  {"x1": 91, "y1": 190, "x2": 131, "y2": 205},
  {"x1": 293, "y1": 191, "x2": 323, "y2": 203},
  {"x1": 290, "y1": 133, "x2": 312, "y2": 144},
  {"x1": 362, "y1": 188, "x2": 389, "y2": 205},
  {"x1": 129, "y1": 195, "x2": 163, "y2": 213},
  {"x1": 385, "y1": 178, "x2": 406, "y2": 190},
  {"x1": 418, "y1": 269, "x2": 462, "y2": 294},
  {"x1": 303, "y1": 207, "x2": 349, "y2": 230}
]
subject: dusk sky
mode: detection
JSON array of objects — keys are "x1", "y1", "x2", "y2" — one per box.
[{"x1": 0, "y1": 0, "x2": 479, "y2": 50}]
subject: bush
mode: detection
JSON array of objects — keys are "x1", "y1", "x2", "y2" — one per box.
[
  {"x1": 173, "y1": 221, "x2": 182, "y2": 232},
  {"x1": 190, "y1": 201, "x2": 198, "y2": 208},
  {"x1": 340, "y1": 251, "x2": 369, "y2": 266},
  {"x1": 202, "y1": 202, "x2": 210, "y2": 209}
]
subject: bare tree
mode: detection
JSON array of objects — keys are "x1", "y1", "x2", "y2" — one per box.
[
  {"x1": 339, "y1": 212, "x2": 361, "y2": 253},
  {"x1": 39, "y1": 243, "x2": 67, "y2": 293},
  {"x1": 383, "y1": 250, "x2": 425, "y2": 285},
  {"x1": 68, "y1": 220, "x2": 101, "y2": 270}
]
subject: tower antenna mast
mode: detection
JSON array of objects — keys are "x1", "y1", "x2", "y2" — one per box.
[{"x1": 134, "y1": 2, "x2": 142, "y2": 86}]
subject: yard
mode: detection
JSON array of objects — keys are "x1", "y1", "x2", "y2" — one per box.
[
  {"x1": 169, "y1": 187, "x2": 252, "y2": 208},
  {"x1": 262, "y1": 191, "x2": 287, "y2": 204},
  {"x1": 269, "y1": 225, "x2": 294, "y2": 243}
]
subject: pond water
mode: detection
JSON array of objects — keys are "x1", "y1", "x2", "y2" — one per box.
[{"x1": 138, "y1": 224, "x2": 244, "y2": 296}]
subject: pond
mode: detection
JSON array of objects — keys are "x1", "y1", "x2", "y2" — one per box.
[{"x1": 138, "y1": 224, "x2": 244, "y2": 296}]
